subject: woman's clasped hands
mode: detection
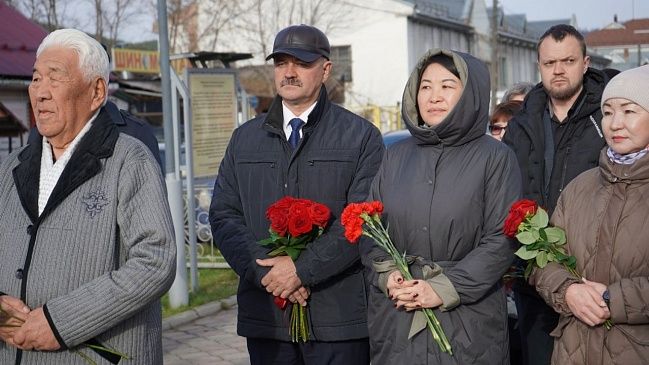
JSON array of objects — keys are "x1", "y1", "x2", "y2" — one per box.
[
  {"x1": 565, "y1": 278, "x2": 611, "y2": 327},
  {"x1": 386, "y1": 271, "x2": 443, "y2": 311}
]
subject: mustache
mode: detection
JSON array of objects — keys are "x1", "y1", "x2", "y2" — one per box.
[{"x1": 281, "y1": 78, "x2": 302, "y2": 87}]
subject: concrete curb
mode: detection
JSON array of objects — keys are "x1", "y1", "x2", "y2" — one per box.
[{"x1": 162, "y1": 294, "x2": 237, "y2": 331}]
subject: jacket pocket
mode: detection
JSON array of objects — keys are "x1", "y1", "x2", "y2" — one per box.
[
  {"x1": 303, "y1": 151, "x2": 356, "y2": 200},
  {"x1": 235, "y1": 154, "x2": 280, "y2": 200}
]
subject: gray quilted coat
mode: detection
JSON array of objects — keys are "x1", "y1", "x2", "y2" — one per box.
[
  {"x1": 360, "y1": 49, "x2": 522, "y2": 364},
  {"x1": 0, "y1": 108, "x2": 176, "y2": 364}
]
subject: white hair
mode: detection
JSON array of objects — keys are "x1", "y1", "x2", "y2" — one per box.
[{"x1": 37, "y1": 29, "x2": 110, "y2": 99}]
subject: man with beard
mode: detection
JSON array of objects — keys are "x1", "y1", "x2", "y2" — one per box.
[{"x1": 502, "y1": 24, "x2": 608, "y2": 365}]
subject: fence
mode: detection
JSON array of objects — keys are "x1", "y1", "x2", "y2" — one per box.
[{"x1": 353, "y1": 103, "x2": 403, "y2": 133}]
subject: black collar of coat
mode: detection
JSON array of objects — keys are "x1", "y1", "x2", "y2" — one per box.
[
  {"x1": 262, "y1": 85, "x2": 329, "y2": 136},
  {"x1": 515, "y1": 67, "x2": 607, "y2": 139},
  {"x1": 13, "y1": 106, "x2": 119, "y2": 222}
]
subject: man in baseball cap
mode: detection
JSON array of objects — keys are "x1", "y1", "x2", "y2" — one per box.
[
  {"x1": 210, "y1": 24, "x2": 382, "y2": 365},
  {"x1": 266, "y1": 24, "x2": 331, "y2": 62}
]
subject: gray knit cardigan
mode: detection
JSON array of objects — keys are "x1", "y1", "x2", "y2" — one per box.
[{"x1": 0, "y1": 108, "x2": 176, "y2": 364}]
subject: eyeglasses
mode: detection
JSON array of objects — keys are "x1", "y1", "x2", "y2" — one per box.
[{"x1": 489, "y1": 124, "x2": 507, "y2": 135}]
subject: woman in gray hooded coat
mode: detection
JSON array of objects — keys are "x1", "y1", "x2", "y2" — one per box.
[{"x1": 360, "y1": 49, "x2": 521, "y2": 364}]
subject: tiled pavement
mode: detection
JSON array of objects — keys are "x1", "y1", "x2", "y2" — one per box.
[{"x1": 163, "y1": 305, "x2": 250, "y2": 365}]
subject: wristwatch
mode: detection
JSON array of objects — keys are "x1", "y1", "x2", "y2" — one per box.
[{"x1": 602, "y1": 289, "x2": 610, "y2": 307}]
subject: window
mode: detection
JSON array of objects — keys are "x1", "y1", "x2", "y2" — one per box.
[
  {"x1": 499, "y1": 56, "x2": 508, "y2": 89},
  {"x1": 330, "y1": 45, "x2": 352, "y2": 82}
]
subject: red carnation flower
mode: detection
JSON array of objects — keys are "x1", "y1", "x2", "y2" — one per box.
[
  {"x1": 344, "y1": 223, "x2": 363, "y2": 244},
  {"x1": 369, "y1": 201, "x2": 384, "y2": 215},
  {"x1": 341, "y1": 203, "x2": 363, "y2": 226}
]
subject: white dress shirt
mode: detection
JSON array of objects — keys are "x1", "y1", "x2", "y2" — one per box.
[{"x1": 282, "y1": 101, "x2": 317, "y2": 141}]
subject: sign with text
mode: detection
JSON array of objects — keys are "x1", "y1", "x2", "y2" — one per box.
[
  {"x1": 187, "y1": 70, "x2": 238, "y2": 178},
  {"x1": 112, "y1": 48, "x2": 190, "y2": 74}
]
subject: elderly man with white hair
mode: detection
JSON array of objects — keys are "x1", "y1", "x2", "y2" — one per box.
[{"x1": 0, "y1": 29, "x2": 175, "y2": 364}]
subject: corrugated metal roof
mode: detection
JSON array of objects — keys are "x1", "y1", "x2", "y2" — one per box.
[
  {"x1": 527, "y1": 19, "x2": 572, "y2": 38},
  {"x1": 0, "y1": 1, "x2": 48, "y2": 78}
]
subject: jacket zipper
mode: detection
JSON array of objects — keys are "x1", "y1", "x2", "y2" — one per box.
[
  {"x1": 559, "y1": 146, "x2": 571, "y2": 194},
  {"x1": 15, "y1": 223, "x2": 39, "y2": 365}
]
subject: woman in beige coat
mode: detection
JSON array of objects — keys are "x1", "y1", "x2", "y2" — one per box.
[{"x1": 533, "y1": 65, "x2": 649, "y2": 364}]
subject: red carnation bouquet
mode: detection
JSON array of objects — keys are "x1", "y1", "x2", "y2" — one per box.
[
  {"x1": 259, "y1": 196, "x2": 331, "y2": 342},
  {"x1": 341, "y1": 201, "x2": 453, "y2": 355},
  {"x1": 504, "y1": 199, "x2": 611, "y2": 329}
]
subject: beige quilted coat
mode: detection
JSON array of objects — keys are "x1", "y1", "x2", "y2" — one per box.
[{"x1": 533, "y1": 149, "x2": 649, "y2": 365}]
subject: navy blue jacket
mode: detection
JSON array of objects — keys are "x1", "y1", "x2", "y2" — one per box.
[{"x1": 209, "y1": 86, "x2": 384, "y2": 341}]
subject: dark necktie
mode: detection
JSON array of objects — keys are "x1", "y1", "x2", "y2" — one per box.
[{"x1": 288, "y1": 118, "x2": 305, "y2": 149}]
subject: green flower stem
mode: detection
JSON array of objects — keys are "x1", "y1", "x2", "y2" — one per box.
[
  {"x1": 361, "y1": 214, "x2": 453, "y2": 355},
  {"x1": 75, "y1": 350, "x2": 97, "y2": 365},
  {"x1": 290, "y1": 303, "x2": 309, "y2": 342},
  {"x1": 86, "y1": 344, "x2": 130, "y2": 359}
]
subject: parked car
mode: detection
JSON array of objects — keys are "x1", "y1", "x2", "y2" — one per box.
[{"x1": 382, "y1": 129, "x2": 411, "y2": 146}]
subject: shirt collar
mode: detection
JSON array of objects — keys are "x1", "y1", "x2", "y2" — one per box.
[
  {"x1": 282, "y1": 101, "x2": 317, "y2": 129},
  {"x1": 42, "y1": 109, "x2": 100, "y2": 164}
]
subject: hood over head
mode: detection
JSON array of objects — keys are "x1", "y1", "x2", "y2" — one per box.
[{"x1": 402, "y1": 48, "x2": 490, "y2": 146}]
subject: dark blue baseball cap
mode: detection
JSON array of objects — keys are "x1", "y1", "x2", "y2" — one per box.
[{"x1": 266, "y1": 24, "x2": 330, "y2": 63}]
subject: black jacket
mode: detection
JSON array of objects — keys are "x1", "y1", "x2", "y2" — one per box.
[
  {"x1": 503, "y1": 68, "x2": 608, "y2": 215},
  {"x1": 27, "y1": 101, "x2": 162, "y2": 169},
  {"x1": 209, "y1": 86, "x2": 384, "y2": 341}
]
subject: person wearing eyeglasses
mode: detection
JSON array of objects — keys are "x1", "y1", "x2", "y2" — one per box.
[{"x1": 489, "y1": 100, "x2": 522, "y2": 141}]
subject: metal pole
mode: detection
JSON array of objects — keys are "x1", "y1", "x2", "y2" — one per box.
[
  {"x1": 490, "y1": 0, "x2": 499, "y2": 111},
  {"x1": 174, "y1": 70, "x2": 199, "y2": 292},
  {"x1": 157, "y1": 0, "x2": 188, "y2": 307}
]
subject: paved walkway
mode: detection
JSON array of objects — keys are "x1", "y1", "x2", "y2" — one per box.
[{"x1": 163, "y1": 305, "x2": 250, "y2": 365}]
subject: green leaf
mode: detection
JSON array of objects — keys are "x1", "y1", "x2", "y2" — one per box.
[
  {"x1": 516, "y1": 231, "x2": 538, "y2": 245},
  {"x1": 259, "y1": 237, "x2": 276, "y2": 247},
  {"x1": 565, "y1": 255, "x2": 577, "y2": 269},
  {"x1": 515, "y1": 246, "x2": 538, "y2": 260},
  {"x1": 530, "y1": 208, "x2": 549, "y2": 228},
  {"x1": 536, "y1": 251, "x2": 549, "y2": 268},
  {"x1": 544, "y1": 227, "x2": 565, "y2": 244},
  {"x1": 285, "y1": 247, "x2": 300, "y2": 261},
  {"x1": 267, "y1": 247, "x2": 287, "y2": 257},
  {"x1": 275, "y1": 237, "x2": 289, "y2": 246},
  {"x1": 547, "y1": 252, "x2": 556, "y2": 262},
  {"x1": 539, "y1": 229, "x2": 548, "y2": 242}
]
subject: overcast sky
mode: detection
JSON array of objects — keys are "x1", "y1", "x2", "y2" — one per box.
[{"x1": 499, "y1": 0, "x2": 649, "y2": 30}]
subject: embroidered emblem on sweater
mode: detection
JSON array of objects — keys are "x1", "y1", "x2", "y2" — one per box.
[{"x1": 82, "y1": 190, "x2": 109, "y2": 217}]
